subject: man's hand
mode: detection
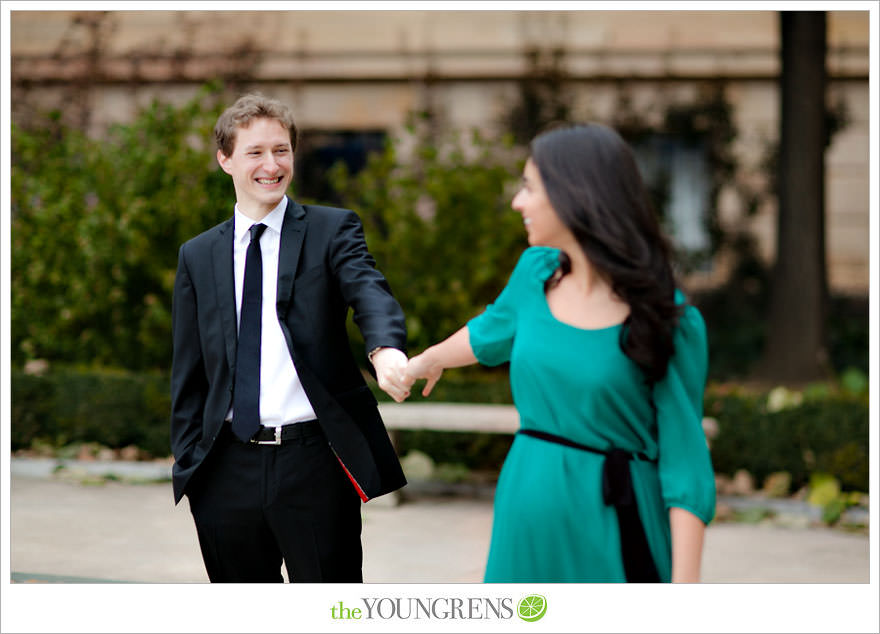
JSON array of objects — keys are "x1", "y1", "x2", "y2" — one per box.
[{"x1": 370, "y1": 347, "x2": 411, "y2": 403}]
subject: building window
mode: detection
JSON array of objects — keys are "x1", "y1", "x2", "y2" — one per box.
[
  {"x1": 632, "y1": 135, "x2": 712, "y2": 270},
  {"x1": 295, "y1": 130, "x2": 386, "y2": 206}
]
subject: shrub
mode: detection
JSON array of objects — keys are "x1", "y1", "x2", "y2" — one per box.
[
  {"x1": 706, "y1": 385, "x2": 868, "y2": 491},
  {"x1": 11, "y1": 367, "x2": 171, "y2": 458},
  {"x1": 11, "y1": 84, "x2": 230, "y2": 371},
  {"x1": 330, "y1": 120, "x2": 528, "y2": 353}
]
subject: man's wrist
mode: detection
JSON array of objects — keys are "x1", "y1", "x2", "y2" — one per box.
[{"x1": 368, "y1": 346, "x2": 385, "y2": 364}]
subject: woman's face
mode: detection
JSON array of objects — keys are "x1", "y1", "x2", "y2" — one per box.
[{"x1": 512, "y1": 158, "x2": 573, "y2": 248}]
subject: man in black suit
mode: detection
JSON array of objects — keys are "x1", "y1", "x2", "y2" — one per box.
[{"x1": 170, "y1": 93, "x2": 410, "y2": 582}]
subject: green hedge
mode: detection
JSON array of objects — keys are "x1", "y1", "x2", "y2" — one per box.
[
  {"x1": 705, "y1": 387, "x2": 868, "y2": 492},
  {"x1": 11, "y1": 368, "x2": 171, "y2": 458},
  {"x1": 11, "y1": 367, "x2": 868, "y2": 493}
]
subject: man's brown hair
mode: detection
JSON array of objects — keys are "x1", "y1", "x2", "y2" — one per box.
[{"x1": 214, "y1": 93, "x2": 298, "y2": 157}]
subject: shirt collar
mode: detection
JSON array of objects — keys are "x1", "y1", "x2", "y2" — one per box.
[{"x1": 234, "y1": 196, "x2": 288, "y2": 243}]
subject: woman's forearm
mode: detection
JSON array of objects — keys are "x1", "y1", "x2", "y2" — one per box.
[
  {"x1": 669, "y1": 506, "x2": 706, "y2": 583},
  {"x1": 423, "y1": 326, "x2": 478, "y2": 368}
]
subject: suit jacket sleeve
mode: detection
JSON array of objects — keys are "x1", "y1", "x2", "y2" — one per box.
[
  {"x1": 169, "y1": 243, "x2": 208, "y2": 466},
  {"x1": 329, "y1": 210, "x2": 407, "y2": 355}
]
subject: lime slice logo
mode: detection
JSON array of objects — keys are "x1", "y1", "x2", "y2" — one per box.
[{"x1": 517, "y1": 594, "x2": 547, "y2": 622}]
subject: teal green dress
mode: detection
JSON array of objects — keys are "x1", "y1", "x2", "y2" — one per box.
[{"x1": 468, "y1": 247, "x2": 716, "y2": 583}]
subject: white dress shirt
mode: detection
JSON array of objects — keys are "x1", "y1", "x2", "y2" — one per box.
[{"x1": 226, "y1": 196, "x2": 317, "y2": 427}]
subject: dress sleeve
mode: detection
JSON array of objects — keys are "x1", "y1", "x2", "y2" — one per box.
[
  {"x1": 467, "y1": 247, "x2": 558, "y2": 367},
  {"x1": 653, "y1": 301, "x2": 716, "y2": 525}
]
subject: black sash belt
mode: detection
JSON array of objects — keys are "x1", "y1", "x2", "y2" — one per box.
[{"x1": 517, "y1": 428, "x2": 661, "y2": 583}]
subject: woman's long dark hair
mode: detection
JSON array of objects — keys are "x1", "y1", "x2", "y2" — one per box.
[{"x1": 531, "y1": 123, "x2": 682, "y2": 384}]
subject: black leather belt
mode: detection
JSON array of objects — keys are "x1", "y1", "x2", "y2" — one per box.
[
  {"x1": 225, "y1": 419, "x2": 322, "y2": 445},
  {"x1": 517, "y1": 428, "x2": 661, "y2": 583}
]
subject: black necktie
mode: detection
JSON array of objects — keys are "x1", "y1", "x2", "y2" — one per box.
[{"x1": 232, "y1": 223, "x2": 267, "y2": 442}]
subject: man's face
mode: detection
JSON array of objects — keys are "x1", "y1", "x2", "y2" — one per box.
[{"x1": 217, "y1": 117, "x2": 293, "y2": 218}]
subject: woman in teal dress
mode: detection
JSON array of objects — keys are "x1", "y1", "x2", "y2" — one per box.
[{"x1": 403, "y1": 123, "x2": 716, "y2": 583}]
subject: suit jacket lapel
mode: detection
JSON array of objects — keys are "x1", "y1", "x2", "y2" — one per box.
[
  {"x1": 211, "y1": 217, "x2": 238, "y2": 373},
  {"x1": 276, "y1": 199, "x2": 307, "y2": 323}
]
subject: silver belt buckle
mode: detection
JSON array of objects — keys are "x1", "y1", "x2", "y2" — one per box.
[{"x1": 253, "y1": 427, "x2": 282, "y2": 445}]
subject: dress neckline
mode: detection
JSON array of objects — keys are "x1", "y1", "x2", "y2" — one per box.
[
  {"x1": 530, "y1": 247, "x2": 627, "y2": 332},
  {"x1": 539, "y1": 288, "x2": 627, "y2": 333}
]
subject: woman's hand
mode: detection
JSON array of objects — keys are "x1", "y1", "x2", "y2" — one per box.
[
  {"x1": 404, "y1": 351, "x2": 445, "y2": 397},
  {"x1": 401, "y1": 326, "x2": 479, "y2": 398}
]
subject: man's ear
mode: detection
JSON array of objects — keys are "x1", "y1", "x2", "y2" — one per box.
[{"x1": 217, "y1": 149, "x2": 232, "y2": 175}]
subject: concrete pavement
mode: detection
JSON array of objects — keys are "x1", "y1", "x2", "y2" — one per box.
[{"x1": 8, "y1": 469, "x2": 870, "y2": 584}]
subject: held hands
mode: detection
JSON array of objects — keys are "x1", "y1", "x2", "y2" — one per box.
[
  {"x1": 371, "y1": 347, "x2": 444, "y2": 402},
  {"x1": 373, "y1": 344, "x2": 451, "y2": 402}
]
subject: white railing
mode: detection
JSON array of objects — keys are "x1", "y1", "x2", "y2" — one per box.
[{"x1": 378, "y1": 402, "x2": 519, "y2": 434}]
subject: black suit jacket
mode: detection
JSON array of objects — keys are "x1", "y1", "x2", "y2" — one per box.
[{"x1": 170, "y1": 198, "x2": 407, "y2": 504}]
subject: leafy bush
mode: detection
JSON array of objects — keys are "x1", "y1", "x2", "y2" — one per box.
[
  {"x1": 706, "y1": 382, "x2": 868, "y2": 491},
  {"x1": 11, "y1": 84, "x2": 230, "y2": 371},
  {"x1": 11, "y1": 368, "x2": 171, "y2": 458},
  {"x1": 330, "y1": 119, "x2": 528, "y2": 352}
]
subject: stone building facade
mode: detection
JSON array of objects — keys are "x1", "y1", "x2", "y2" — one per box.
[{"x1": 9, "y1": 9, "x2": 871, "y2": 293}]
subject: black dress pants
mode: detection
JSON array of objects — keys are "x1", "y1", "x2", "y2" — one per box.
[{"x1": 187, "y1": 422, "x2": 363, "y2": 582}]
